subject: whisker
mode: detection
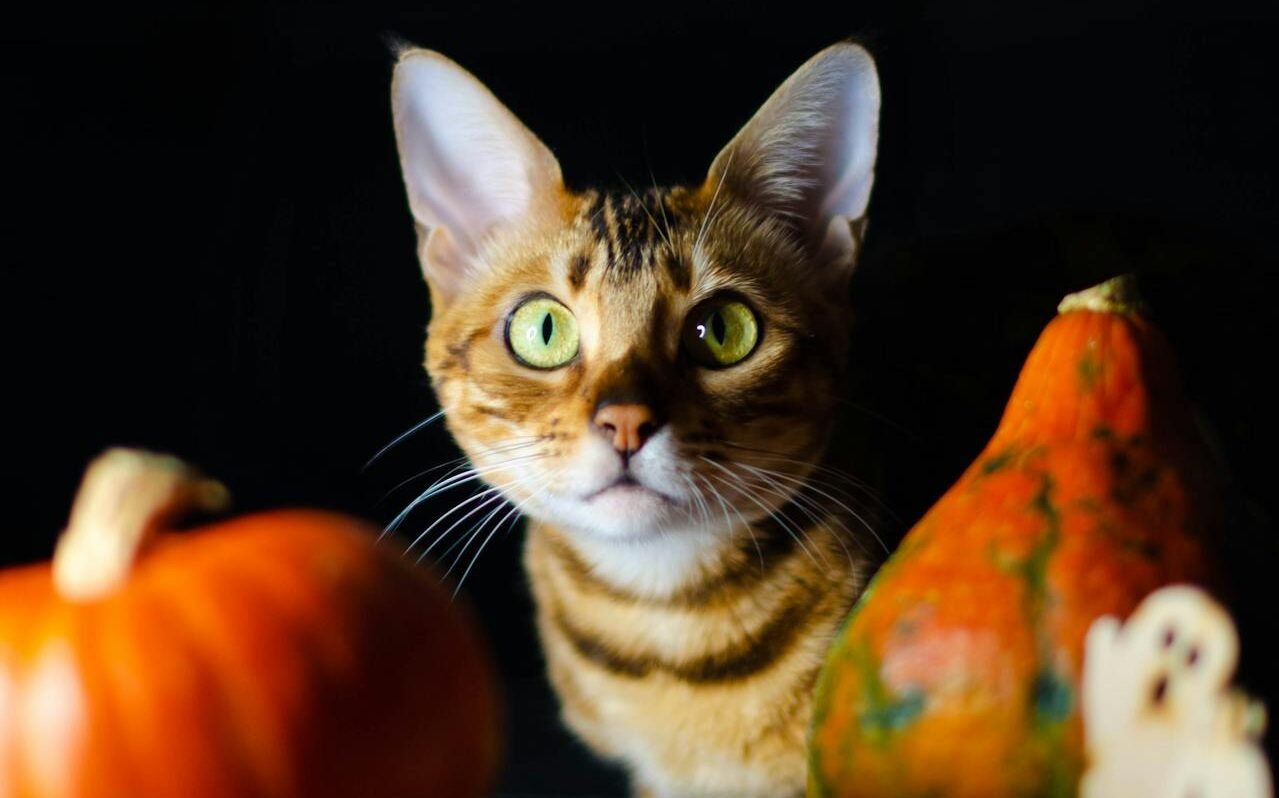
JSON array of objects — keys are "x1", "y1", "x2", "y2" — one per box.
[
  {"x1": 694, "y1": 471, "x2": 763, "y2": 575},
  {"x1": 376, "y1": 438, "x2": 542, "y2": 507},
  {"x1": 736, "y1": 462, "x2": 891, "y2": 556},
  {"x1": 408, "y1": 482, "x2": 513, "y2": 558},
  {"x1": 680, "y1": 472, "x2": 713, "y2": 529},
  {"x1": 439, "y1": 478, "x2": 530, "y2": 572},
  {"x1": 384, "y1": 465, "x2": 490, "y2": 536},
  {"x1": 456, "y1": 483, "x2": 549, "y2": 595},
  {"x1": 648, "y1": 167, "x2": 677, "y2": 257},
  {"x1": 423, "y1": 502, "x2": 503, "y2": 568},
  {"x1": 363, "y1": 410, "x2": 446, "y2": 470},
  {"x1": 695, "y1": 147, "x2": 735, "y2": 256},
  {"x1": 407, "y1": 450, "x2": 541, "y2": 502},
  {"x1": 720, "y1": 440, "x2": 877, "y2": 490},
  {"x1": 720, "y1": 439, "x2": 901, "y2": 523},
  {"x1": 725, "y1": 463, "x2": 865, "y2": 569},
  {"x1": 726, "y1": 465, "x2": 854, "y2": 575},
  {"x1": 449, "y1": 467, "x2": 564, "y2": 599},
  {"x1": 731, "y1": 464, "x2": 834, "y2": 533},
  {"x1": 709, "y1": 462, "x2": 840, "y2": 571},
  {"x1": 416, "y1": 466, "x2": 549, "y2": 565},
  {"x1": 616, "y1": 173, "x2": 674, "y2": 254},
  {"x1": 709, "y1": 469, "x2": 825, "y2": 570},
  {"x1": 701, "y1": 458, "x2": 826, "y2": 570},
  {"x1": 639, "y1": 130, "x2": 679, "y2": 255},
  {"x1": 382, "y1": 452, "x2": 546, "y2": 538}
]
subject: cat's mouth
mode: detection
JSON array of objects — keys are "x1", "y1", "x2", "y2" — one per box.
[{"x1": 583, "y1": 474, "x2": 673, "y2": 505}]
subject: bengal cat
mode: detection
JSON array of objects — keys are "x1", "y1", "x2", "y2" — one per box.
[{"x1": 389, "y1": 42, "x2": 883, "y2": 798}]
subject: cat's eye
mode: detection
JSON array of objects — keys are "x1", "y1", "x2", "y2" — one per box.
[
  {"x1": 682, "y1": 298, "x2": 760, "y2": 368},
  {"x1": 506, "y1": 296, "x2": 580, "y2": 369}
]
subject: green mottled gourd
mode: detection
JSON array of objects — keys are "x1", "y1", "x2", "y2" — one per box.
[{"x1": 808, "y1": 275, "x2": 1221, "y2": 798}]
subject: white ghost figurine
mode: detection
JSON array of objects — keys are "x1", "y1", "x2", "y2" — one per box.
[{"x1": 1081, "y1": 584, "x2": 1272, "y2": 798}]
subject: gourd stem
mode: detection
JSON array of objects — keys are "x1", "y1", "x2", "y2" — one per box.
[
  {"x1": 52, "y1": 448, "x2": 230, "y2": 601},
  {"x1": 1057, "y1": 273, "x2": 1148, "y2": 316}
]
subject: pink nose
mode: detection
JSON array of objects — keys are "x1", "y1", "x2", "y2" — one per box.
[{"x1": 593, "y1": 403, "x2": 659, "y2": 457}]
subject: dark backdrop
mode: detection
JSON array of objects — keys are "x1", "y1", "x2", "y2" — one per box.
[{"x1": 6, "y1": 2, "x2": 1278, "y2": 794}]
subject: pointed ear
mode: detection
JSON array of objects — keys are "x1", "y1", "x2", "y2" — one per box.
[
  {"x1": 391, "y1": 48, "x2": 564, "y2": 305},
  {"x1": 706, "y1": 43, "x2": 880, "y2": 271}
]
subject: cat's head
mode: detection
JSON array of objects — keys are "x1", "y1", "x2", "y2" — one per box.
[{"x1": 390, "y1": 44, "x2": 879, "y2": 562}]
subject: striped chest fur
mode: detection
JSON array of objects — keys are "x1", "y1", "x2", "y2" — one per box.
[
  {"x1": 527, "y1": 504, "x2": 869, "y2": 797},
  {"x1": 391, "y1": 42, "x2": 883, "y2": 798}
]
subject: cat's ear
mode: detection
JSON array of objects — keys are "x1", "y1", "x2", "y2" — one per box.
[
  {"x1": 706, "y1": 42, "x2": 880, "y2": 272},
  {"x1": 391, "y1": 48, "x2": 564, "y2": 305}
]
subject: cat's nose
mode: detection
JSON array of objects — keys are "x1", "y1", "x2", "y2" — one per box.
[{"x1": 593, "y1": 403, "x2": 660, "y2": 460}]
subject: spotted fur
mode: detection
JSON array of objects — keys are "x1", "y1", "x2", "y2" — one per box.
[{"x1": 392, "y1": 43, "x2": 882, "y2": 797}]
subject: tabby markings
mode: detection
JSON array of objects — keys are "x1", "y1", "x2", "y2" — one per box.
[
  {"x1": 552, "y1": 578, "x2": 827, "y2": 683},
  {"x1": 665, "y1": 253, "x2": 691, "y2": 291},
  {"x1": 579, "y1": 188, "x2": 690, "y2": 288},
  {"x1": 568, "y1": 253, "x2": 592, "y2": 290}
]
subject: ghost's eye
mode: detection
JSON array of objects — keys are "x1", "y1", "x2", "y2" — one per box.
[
  {"x1": 682, "y1": 298, "x2": 761, "y2": 368},
  {"x1": 506, "y1": 296, "x2": 580, "y2": 369}
]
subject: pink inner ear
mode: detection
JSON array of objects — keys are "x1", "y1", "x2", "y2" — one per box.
[
  {"x1": 392, "y1": 50, "x2": 564, "y2": 301},
  {"x1": 420, "y1": 225, "x2": 471, "y2": 306},
  {"x1": 705, "y1": 44, "x2": 880, "y2": 266}
]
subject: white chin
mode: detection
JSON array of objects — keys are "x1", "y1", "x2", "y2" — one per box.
[{"x1": 542, "y1": 486, "x2": 684, "y2": 540}]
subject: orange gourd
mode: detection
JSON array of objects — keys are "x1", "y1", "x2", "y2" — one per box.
[
  {"x1": 0, "y1": 449, "x2": 500, "y2": 798},
  {"x1": 808, "y1": 276, "x2": 1220, "y2": 798}
]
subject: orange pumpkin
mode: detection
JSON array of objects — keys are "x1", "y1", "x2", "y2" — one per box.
[
  {"x1": 0, "y1": 449, "x2": 501, "y2": 798},
  {"x1": 808, "y1": 276, "x2": 1221, "y2": 798}
]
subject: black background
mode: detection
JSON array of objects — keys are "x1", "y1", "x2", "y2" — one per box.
[{"x1": 6, "y1": 1, "x2": 1278, "y2": 794}]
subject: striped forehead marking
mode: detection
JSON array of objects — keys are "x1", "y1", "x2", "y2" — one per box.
[{"x1": 577, "y1": 188, "x2": 691, "y2": 290}]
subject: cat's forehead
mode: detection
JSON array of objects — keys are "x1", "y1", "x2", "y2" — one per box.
[{"x1": 567, "y1": 187, "x2": 698, "y2": 292}]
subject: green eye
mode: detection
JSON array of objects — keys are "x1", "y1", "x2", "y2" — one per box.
[
  {"x1": 683, "y1": 298, "x2": 760, "y2": 367},
  {"x1": 506, "y1": 296, "x2": 580, "y2": 369}
]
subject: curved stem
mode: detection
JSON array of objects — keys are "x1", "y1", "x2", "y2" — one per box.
[
  {"x1": 1057, "y1": 273, "x2": 1148, "y2": 316},
  {"x1": 53, "y1": 448, "x2": 229, "y2": 601}
]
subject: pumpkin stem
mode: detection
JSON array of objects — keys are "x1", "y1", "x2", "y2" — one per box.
[
  {"x1": 53, "y1": 448, "x2": 230, "y2": 601},
  {"x1": 1057, "y1": 273, "x2": 1148, "y2": 316}
]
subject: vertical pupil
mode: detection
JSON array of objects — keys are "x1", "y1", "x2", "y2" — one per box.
[
  {"x1": 711, "y1": 310, "x2": 727, "y2": 345},
  {"x1": 541, "y1": 312, "x2": 554, "y2": 345}
]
